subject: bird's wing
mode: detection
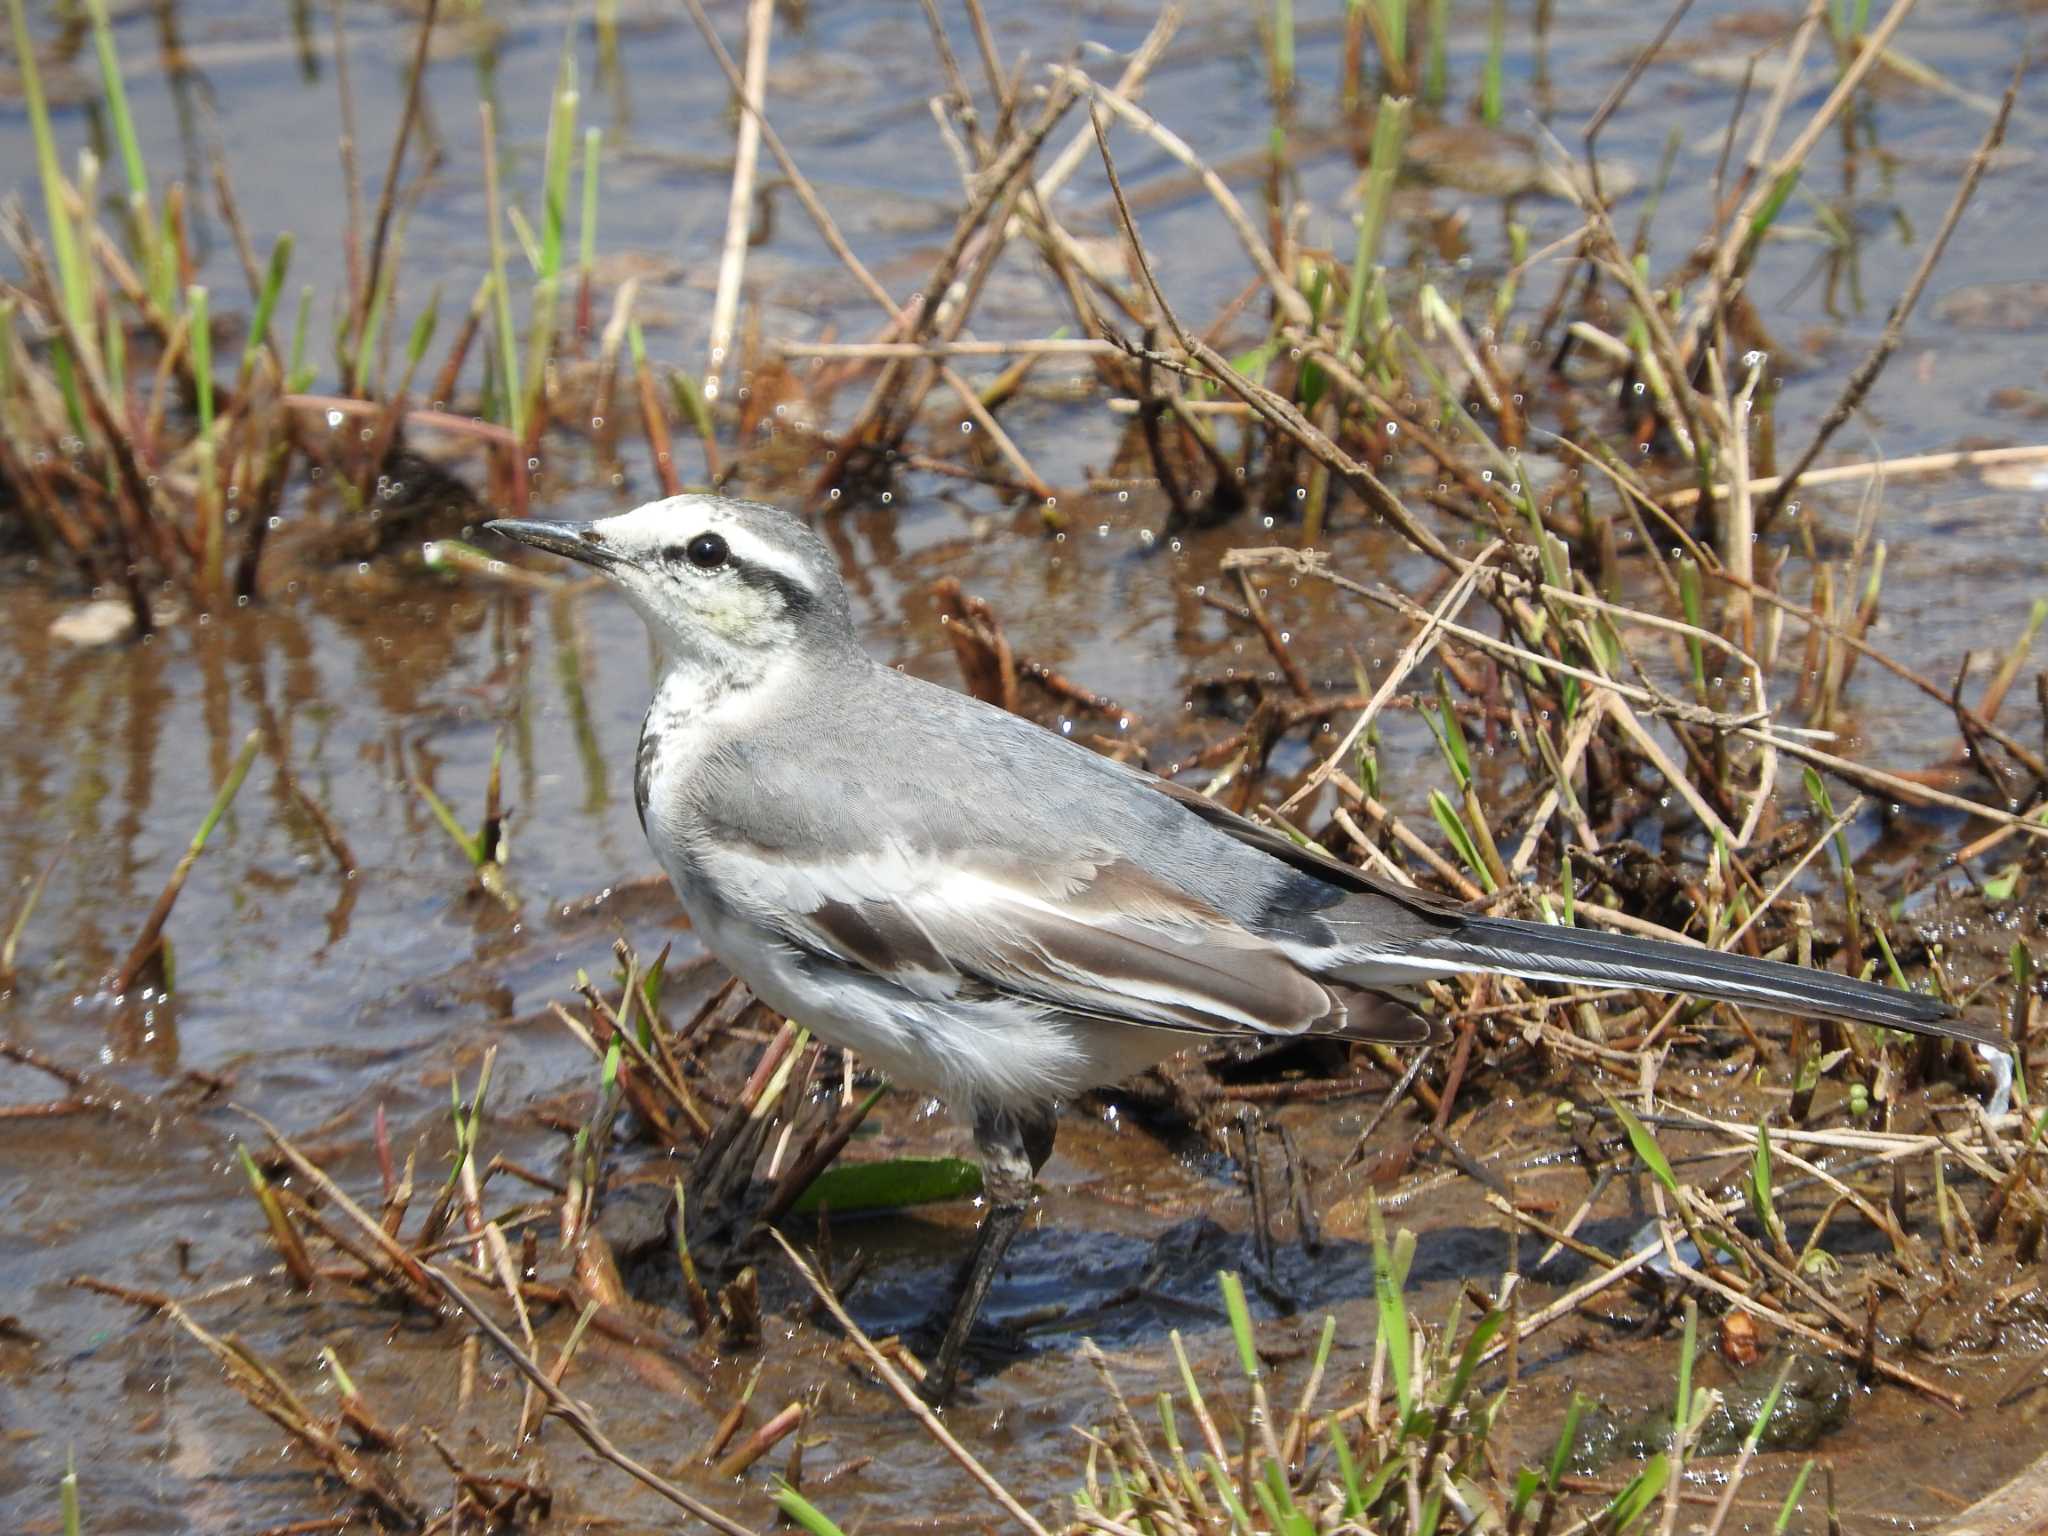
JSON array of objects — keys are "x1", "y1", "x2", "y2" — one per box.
[{"x1": 700, "y1": 839, "x2": 1437, "y2": 1046}]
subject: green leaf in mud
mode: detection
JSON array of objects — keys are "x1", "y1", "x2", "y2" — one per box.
[
  {"x1": 773, "y1": 1481, "x2": 849, "y2": 1536},
  {"x1": 1544, "y1": 1393, "x2": 1587, "y2": 1493},
  {"x1": 1603, "y1": 1451, "x2": 1669, "y2": 1532},
  {"x1": 787, "y1": 1155, "x2": 982, "y2": 1216},
  {"x1": 1219, "y1": 1270, "x2": 1259, "y2": 1380},
  {"x1": 1602, "y1": 1093, "x2": 1679, "y2": 1196},
  {"x1": 1747, "y1": 1120, "x2": 1778, "y2": 1240},
  {"x1": 1368, "y1": 1201, "x2": 1415, "y2": 1419},
  {"x1": 1773, "y1": 1459, "x2": 1816, "y2": 1535}
]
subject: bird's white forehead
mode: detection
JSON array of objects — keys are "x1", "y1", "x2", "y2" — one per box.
[
  {"x1": 593, "y1": 495, "x2": 731, "y2": 553},
  {"x1": 595, "y1": 496, "x2": 811, "y2": 583}
]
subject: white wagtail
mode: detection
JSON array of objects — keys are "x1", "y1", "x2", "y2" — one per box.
[{"x1": 489, "y1": 495, "x2": 1997, "y2": 1402}]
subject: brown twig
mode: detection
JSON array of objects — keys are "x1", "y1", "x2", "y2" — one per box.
[{"x1": 354, "y1": 0, "x2": 440, "y2": 358}]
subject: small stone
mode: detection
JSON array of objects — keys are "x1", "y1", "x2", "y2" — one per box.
[{"x1": 48, "y1": 598, "x2": 138, "y2": 648}]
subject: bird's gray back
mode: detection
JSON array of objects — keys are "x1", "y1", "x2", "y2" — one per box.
[{"x1": 666, "y1": 655, "x2": 1435, "y2": 953}]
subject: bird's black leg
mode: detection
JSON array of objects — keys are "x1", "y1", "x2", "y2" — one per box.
[{"x1": 919, "y1": 1101, "x2": 1056, "y2": 1406}]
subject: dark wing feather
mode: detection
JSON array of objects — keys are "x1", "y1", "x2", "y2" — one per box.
[{"x1": 700, "y1": 842, "x2": 1436, "y2": 1044}]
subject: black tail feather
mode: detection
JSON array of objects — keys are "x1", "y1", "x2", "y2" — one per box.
[{"x1": 1413, "y1": 915, "x2": 2002, "y2": 1047}]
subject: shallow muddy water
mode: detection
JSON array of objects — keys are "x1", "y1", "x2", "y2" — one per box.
[{"x1": 5, "y1": 0, "x2": 2048, "y2": 1530}]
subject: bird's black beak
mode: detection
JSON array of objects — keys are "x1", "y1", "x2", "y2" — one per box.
[{"x1": 484, "y1": 518, "x2": 621, "y2": 570}]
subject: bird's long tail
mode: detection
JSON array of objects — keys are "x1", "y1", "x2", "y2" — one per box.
[{"x1": 1388, "y1": 914, "x2": 2002, "y2": 1047}]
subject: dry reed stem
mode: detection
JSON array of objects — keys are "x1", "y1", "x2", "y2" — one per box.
[
  {"x1": 1720, "y1": 1, "x2": 1827, "y2": 228},
  {"x1": 680, "y1": 0, "x2": 897, "y2": 317},
  {"x1": 856, "y1": 84, "x2": 1078, "y2": 447},
  {"x1": 1507, "y1": 703, "x2": 1602, "y2": 877},
  {"x1": 239, "y1": 1108, "x2": 442, "y2": 1304},
  {"x1": 1668, "y1": 1249, "x2": 1964, "y2": 1410},
  {"x1": 284, "y1": 393, "x2": 518, "y2": 449},
  {"x1": 238, "y1": 1111, "x2": 750, "y2": 1526},
  {"x1": 1639, "y1": 539, "x2": 2048, "y2": 782},
  {"x1": 940, "y1": 360, "x2": 1054, "y2": 500},
  {"x1": 355, "y1": 0, "x2": 439, "y2": 355},
  {"x1": 705, "y1": 0, "x2": 773, "y2": 397},
  {"x1": 328, "y1": 0, "x2": 365, "y2": 302},
  {"x1": 1718, "y1": 793, "x2": 1861, "y2": 951},
  {"x1": 1232, "y1": 545, "x2": 1785, "y2": 845},
  {"x1": 1744, "y1": 723, "x2": 2047, "y2": 839},
  {"x1": 1704, "y1": 345, "x2": 1758, "y2": 653},
  {"x1": 1330, "y1": 771, "x2": 1486, "y2": 897},
  {"x1": 782, "y1": 338, "x2": 1122, "y2": 359},
  {"x1": 1079, "y1": 1341, "x2": 1198, "y2": 1536}
]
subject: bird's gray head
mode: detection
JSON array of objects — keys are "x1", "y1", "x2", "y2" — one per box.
[{"x1": 487, "y1": 496, "x2": 854, "y2": 667}]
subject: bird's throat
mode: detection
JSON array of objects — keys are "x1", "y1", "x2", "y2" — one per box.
[{"x1": 632, "y1": 653, "x2": 790, "y2": 835}]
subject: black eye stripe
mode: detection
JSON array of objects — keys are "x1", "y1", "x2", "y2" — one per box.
[
  {"x1": 734, "y1": 560, "x2": 815, "y2": 616},
  {"x1": 655, "y1": 533, "x2": 815, "y2": 615}
]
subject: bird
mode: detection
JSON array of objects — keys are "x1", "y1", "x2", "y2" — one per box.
[{"x1": 488, "y1": 494, "x2": 2001, "y2": 1404}]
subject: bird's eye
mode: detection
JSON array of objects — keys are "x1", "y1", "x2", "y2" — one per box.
[{"x1": 684, "y1": 533, "x2": 729, "y2": 570}]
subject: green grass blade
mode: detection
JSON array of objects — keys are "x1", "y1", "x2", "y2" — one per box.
[
  {"x1": 1751, "y1": 169, "x2": 1801, "y2": 239},
  {"x1": 286, "y1": 283, "x2": 315, "y2": 392},
  {"x1": 1604, "y1": 1453, "x2": 1669, "y2": 1532},
  {"x1": 1603, "y1": 1092, "x2": 1678, "y2": 1196},
  {"x1": 1427, "y1": 671, "x2": 1473, "y2": 788},
  {"x1": 579, "y1": 125, "x2": 601, "y2": 283},
  {"x1": 8, "y1": 0, "x2": 94, "y2": 351},
  {"x1": 1740, "y1": 1358, "x2": 1797, "y2": 1455},
  {"x1": 1748, "y1": 1120, "x2": 1778, "y2": 1239},
  {"x1": 61, "y1": 1448, "x2": 80, "y2": 1536},
  {"x1": 239, "y1": 233, "x2": 294, "y2": 386},
  {"x1": 1428, "y1": 790, "x2": 1493, "y2": 892},
  {"x1": 480, "y1": 102, "x2": 524, "y2": 436},
  {"x1": 1219, "y1": 1270, "x2": 1260, "y2": 1380},
  {"x1": 1481, "y1": 0, "x2": 1505, "y2": 124},
  {"x1": 186, "y1": 285, "x2": 213, "y2": 433},
  {"x1": 1424, "y1": 0, "x2": 1447, "y2": 103},
  {"x1": 541, "y1": 55, "x2": 578, "y2": 281},
  {"x1": 352, "y1": 229, "x2": 401, "y2": 396},
  {"x1": 1773, "y1": 1459, "x2": 1816, "y2": 1534},
  {"x1": 773, "y1": 1483, "x2": 849, "y2": 1536},
  {"x1": 405, "y1": 287, "x2": 442, "y2": 374},
  {"x1": 1546, "y1": 1394, "x2": 1586, "y2": 1489},
  {"x1": 84, "y1": 0, "x2": 147, "y2": 205},
  {"x1": 1369, "y1": 1202, "x2": 1414, "y2": 1418}
]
